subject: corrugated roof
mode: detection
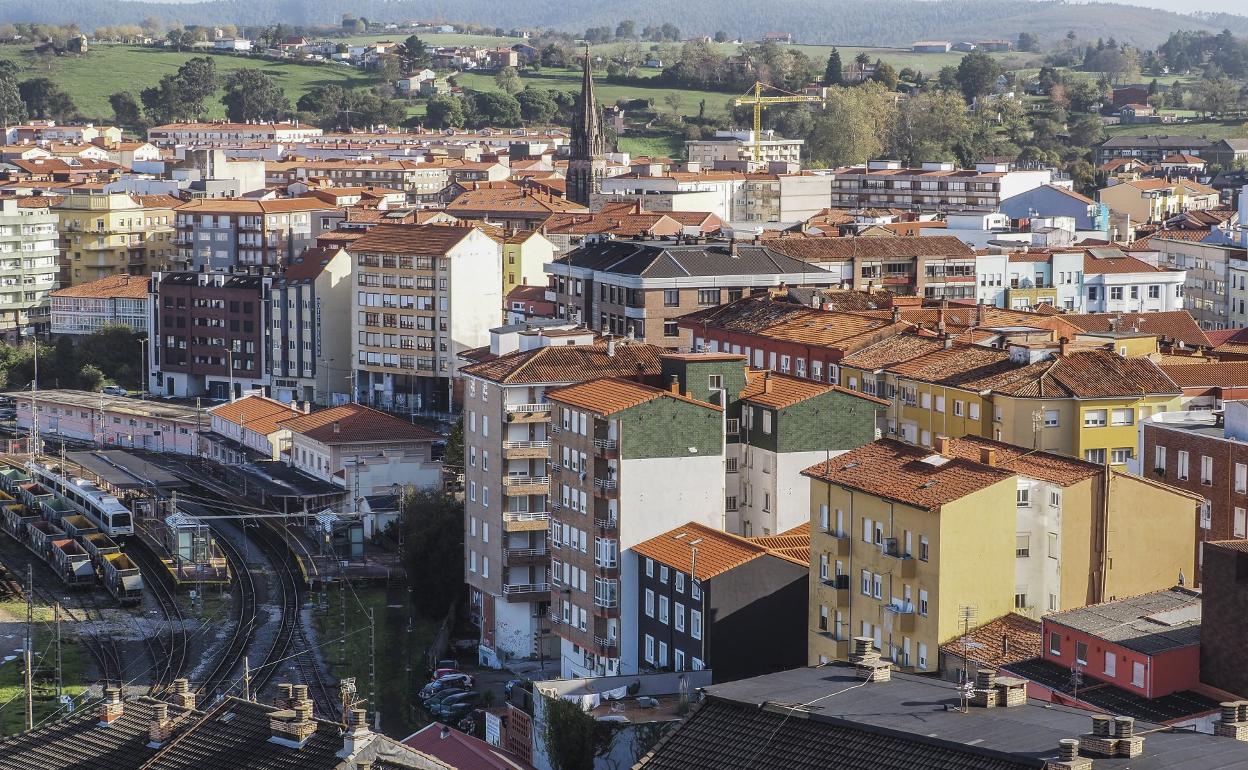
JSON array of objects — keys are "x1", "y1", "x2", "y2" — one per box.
[{"x1": 1045, "y1": 587, "x2": 1201, "y2": 655}]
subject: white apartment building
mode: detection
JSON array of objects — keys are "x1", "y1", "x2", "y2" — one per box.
[
  {"x1": 270, "y1": 246, "x2": 353, "y2": 405},
  {"x1": 977, "y1": 247, "x2": 1185, "y2": 313},
  {"x1": 0, "y1": 197, "x2": 59, "y2": 340},
  {"x1": 348, "y1": 224, "x2": 502, "y2": 415},
  {"x1": 685, "y1": 130, "x2": 804, "y2": 167},
  {"x1": 831, "y1": 161, "x2": 1054, "y2": 212},
  {"x1": 50, "y1": 273, "x2": 150, "y2": 336}
]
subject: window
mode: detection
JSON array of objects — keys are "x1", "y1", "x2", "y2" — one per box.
[
  {"x1": 1016, "y1": 534, "x2": 1030, "y2": 558},
  {"x1": 697, "y1": 289, "x2": 720, "y2": 306},
  {"x1": 691, "y1": 609, "x2": 703, "y2": 640},
  {"x1": 761, "y1": 410, "x2": 772, "y2": 434},
  {"x1": 645, "y1": 588, "x2": 655, "y2": 617},
  {"x1": 1236, "y1": 507, "x2": 1246, "y2": 538},
  {"x1": 1237, "y1": 464, "x2": 1247, "y2": 494},
  {"x1": 872, "y1": 573, "x2": 882, "y2": 599},
  {"x1": 1017, "y1": 488, "x2": 1030, "y2": 507},
  {"x1": 1014, "y1": 591, "x2": 1028, "y2": 609},
  {"x1": 862, "y1": 517, "x2": 873, "y2": 544},
  {"x1": 659, "y1": 595, "x2": 670, "y2": 624},
  {"x1": 645, "y1": 558, "x2": 654, "y2": 577},
  {"x1": 663, "y1": 320, "x2": 679, "y2": 337},
  {"x1": 917, "y1": 642, "x2": 928, "y2": 670},
  {"x1": 1131, "y1": 662, "x2": 1145, "y2": 688},
  {"x1": 676, "y1": 572, "x2": 685, "y2": 593},
  {"x1": 707, "y1": 374, "x2": 723, "y2": 390},
  {"x1": 1178, "y1": 450, "x2": 1189, "y2": 480},
  {"x1": 1201, "y1": 500, "x2": 1212, "y2": 530},
  {"x1": 674, "y1": 649, "x2": 685, "y2": 672},
  {"x1": 918, "y1": 589, "x2": 928, "y2": 616},
  {"x1": 1076, "y1": 641, "x2": 1088, "y2": 665},
  {"x1": 660, "y1": 565, "x2": 669, "y2": 584},
  {"x1": 1110, "y1": 408, "x2": 1133, "y2": 427},
  {"x1": 861, "y1": 569, "x2": 871, "y2": 595},
  {"x1": 1085, "y1": 448, "x2": 1106, "y2": 464},
  {"x1": 1104, "y1": 651, "x2": 1116, "y2": 678},
  {"x1": 1201, "y1": 455, "x2": 1213, "y2": 485},
  {"x1": 725, "y1": 496, "x2": 738, "y2": 511},
  {"x1": 935, "y1": 395, "x2": 945, "y2": 413},
  {"x1": 1110, "y1": 286, "x2": 1123, "y2": 301},
  {"x1": 1111, "y1": 447, "x2": 1133, "y2": 464},
  {"x1": 1043, "y1": 409, "x2": 1059, "y2": 427},
  {"x1": 644, "y1": 634, "x2": 655, "y2": 664},
  {"x1": 1155, "y1": 445, "x2": 1166, "y2": 472},
  {"x1": 1049, "y1": 632, "x2": 1061, "y2": 655},
  {"x1": 663, "y1": 289, "x2": 679, "y2": 307},
  {"x1": 953, "y1": 400, "x2": 964, "y2": 416},
  {"x1": 675, "y1": 602, "x2": 686, "y2": 632},
  {"x1": 1084, "y1": 409, "x2": 1107, "y2": 427},
  {"x1": 969, "y1": 403, "x2": 980, "y2": 421},
  {"x1": 1048, "y1": 532, "x2": 1060, "y2": 559},
  {"x1": 1149, "y1": 285, "x2": 1160, "y2": 299},
  {"x1": 1049, "y1": 490, "x2": 1061, "y2": 508},
  {"x1": 919, "y1": 536, "x2": 929, "y2": 561}
]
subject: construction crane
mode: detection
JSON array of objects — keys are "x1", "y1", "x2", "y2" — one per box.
[{"x1": 732, "y1": 81, "x2": 825, "y2": 162}]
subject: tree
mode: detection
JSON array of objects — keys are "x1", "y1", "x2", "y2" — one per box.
[
  {"x1": 871, "y1": 62, "x2": 899, "y2": 90},
  {"x1": 1065, "y1": 79, "x2": 1104, "y2": 113},
  {"x1": 854, "y1": 51, "x2": 871, "y2": 67},
  {"x1": 1017, "y1": 32, "x2": 1040, "y2": 53},
  {"x1": 541, "y1": 695, "x2": 613, "y2": 770},
  {"x1": 955, "y1": 51, "x2": 1001, "y2": 102},
  {"x1": 517, "y1": 87, "x2": 558, "y2": 124},
  {"x1": 0, "y1": 77, "x2": 25, "y2": 127},
  {"x1": 425, "y1": 94, "x2": 465, "y2": 129},
  {"x1": 399, "y1": 35, "x2": 431, "y2": 72},
  {"x1": 891, "y1": 89, "x2": 973, "y2": 165},
  {"x1": 494, "y1": 66, "x2": 523, "y2": 95},
  {"x1": 469, "y1": 91, "x2": 521, "y2": 127},
  {"x1": 823, "y1": 48, "x2": 843, "y2": 86},
  {"x1": 615, "y1": 20, "x2": 636, "y2": 40},
  {"x1": 442, "y1": 416, "x2": 463, "y2": 470},
  {"x1": 109, "y1": 91, "x2": 144, "y2": 131},
  {"x1": 806, "y1": 83, "x2": 896, "y2": 168},
  {"x1": 540, "y1": 43, "x2": 568, "y2": 68},
  {"x1": 221, "y1": 69, "x2": 289, "y2": 122},
  {"x1": 18, "y1": 78, "x2": 78, "y2": 121},
  {"x1": 175, "y1": 56, "x2": 218, "y2": 118},
  {"x1": 401, "y1": 491, "x2": 464, "y2": 619},
  {"x1": 713, "y1": 31, "x2": 729, "y2": 43}
]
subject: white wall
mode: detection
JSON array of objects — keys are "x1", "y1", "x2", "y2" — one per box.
[{"x1": 449, "y1": 229, "x2": 504, "y2": 379}]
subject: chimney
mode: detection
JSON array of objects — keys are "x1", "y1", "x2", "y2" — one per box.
[
  {"x1": 934, "y1": 435, "x2": 950, "y2": 457},
  {"x1": 669, "y1": 374, "x2": 680, "y2": 394},
  {"x1": 100, "y1": 687, "x2": 124, "y2": 724},
  {"x1": 1080, "y1": 714, "x2": 1143, "y2": 759},
  {"x1": 148, "y1": 702, "x2": 173, "y2": 746},
  {"x1": 607, "y1": 336, "x2": 616, "y2": 357},
  {"x1": 763, "y1": 371, "x2": 773, "y2": 395},
  {"x1": 341, "y1": 708, "x2": 372, "y2": 757},
  {"x1": 1215, "y1": 701, "x2": 1248, "y2": 741},
  {"x1": 729, "y1": 237, "x2": 738, "y2": 257},
  {"x1": 440, "y1": 725, "x2": 452, "y2": 739},
  {"x1": 171, "y1": 678, "x2": 196, "y2": 710},
  {"x1": 891, "y1": 305, "x2": 901, "y2": 323},
  {"x1": 333, "y1": 421, "x2": 341, "y2": 435},
  {"x1": 969, "y1": 667, "x2": 1027, "y2": 708},
  {"x1": 980, "y1": 447, "x2": 997, "y2": 467},
  {"x1": 847, "y1": 636, "x2": 891, "y2": 682},
  {"x1": 302, "y1": 400, "x2": 311, "y2": 414},
  {"x1": 943, "y1": 333, "x2": 954, "y2": 350},
  {"x1": 270, "y1": 685, "x2": 316, "y2": 747},
  {"x1": 1044, "y1": 738, "x2": 1092, "y2": 770},
  {"x1": 1058, "y1": 336, "x2": 1069, "y2": 357},
  {"x1": 274, "y1": 683, "x2": 294, "y2": 710}
]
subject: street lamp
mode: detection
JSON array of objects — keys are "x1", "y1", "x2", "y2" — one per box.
[
  {"x1": 137, "y1": 337, "x2": 147, "y2": 395},
  {"x1": 22, "y1": 327, "x2": 39, "y2": 456},
  {"x1": 223, "y1": 347, "x2": 236, "y2": 402},
  {"x1": 319, "y1": 356, "x2": 335, "y2": 406}
]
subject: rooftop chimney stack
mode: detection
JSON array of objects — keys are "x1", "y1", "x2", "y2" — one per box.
[
  {"x1": 342, "y1": 708, "x2": 372, "y2": 757},
  {"x1": 969, "y1": 667, "x2": 1027, "y2": 708},
  {"x1": 1080, "y1": 714, "x2": 1144, "y2": 758},
  {"x1": 148, "y1": 702, "x2": 173, "y2": 746},
  {"x1": 100, "y1": 687, "x2": 124, "y2": 724},
  {"x1": 669, "y1": 374, "x2": 680, "y2": 394},
  {"x1": 274, "y1": 683, "x2": 294, "y2": 710},
  {"x1": 270, "y1": 683, "x2": 317, "y2": 748},
  {"x1": 763, "y1": 371, "x2": 773, "y2": 395},
  {"x1": 1215, "y1": 701, "x2": 1248, "y2": 741},
  {"x1": 1043, "y1": 738, "x2": 1092, "y2": 770},
  {"x1": 934, "y1": 435, "x2": 950, "y2": 457},
  {"x1": 171, "y1": 678, "x2": 196, "y2": 710},
  {"x1": 848, "y1": 636, "x2": 891, "y2": 682},
  {"x1": 1058, "y1": 336, "x2": 1070, "y2": 358},
  {"x1": 980, "y1": 447, "x2": 997, "y2": 467},
  {"x1": 607, "y1": 336, "x2": 616, "y2": 357}
]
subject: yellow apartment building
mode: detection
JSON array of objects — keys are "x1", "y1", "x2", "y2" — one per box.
[
  {"x1": 805, "y1": 438, "x2": 1018, "y2": 673},
  {"x1": 56, "y1": 192, "x2": 179, "y2": 285},
  {"x1": 502, "y1": 229, "x2": 556, "y2": 296}
]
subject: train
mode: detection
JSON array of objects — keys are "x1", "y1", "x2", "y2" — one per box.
[
  {"x1": 0, "y1": 466, "x2": 143, "y2": 604},
  {"x1": 24, "y1": 462, "x2": 134, "y2": 539}
]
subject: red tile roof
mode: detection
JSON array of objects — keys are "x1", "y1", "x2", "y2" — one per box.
[
  {"x1": 50, "y1": 273, "x2": 149, "y2": 299},
  {"x1": 939, "y1": 613, "x2": 1042, "y2": 669},
  {"x1": 1061, "y1": 311, "x2": 1210, "y2": 349},
  {"x1": 1159, "y1": 361, "x2": 1248, "y2": 387},
  {"x1": 209, "y1": 395, "x2": 302, "y2": 435},
  {"x1": 631, "y1": 521, "x2": 808, "y2": 581},
  {"x1": 739, "y1": 370, "x2": 887, "y2": 408},
  {"x1": 402, "y1": 723, "x2": 536, "y2": 770},
  {"x1": 943, "y1": 436, "x2": 1101, "y2": 486},
  {"x1": 547, "y1": 376, "x2": 720, "y2": 416},
  {"x1": 462, "y1": 342, "x2": 665, "y2": 385},
  {"x1": 801, "y1": 439, "x2": 1015, "y2": 510},
  {"x1": 348, "y1": 223, "x2": 480, "y2": 254},
  {"x1": 277, "y1": 404, "x2": 440, "y2": 444}
]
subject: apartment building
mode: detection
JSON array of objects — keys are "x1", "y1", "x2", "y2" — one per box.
[
  {"x1": 990, "y1": 248, "x2": 1185, "y2": 313},
  {"x1": 148, "y1": 271, "x2": 271, "y2": 399},
  {"x1": 828, "y1": 161, "x2": 1053, "y2": 212},
  {"x1": 1150, "y1": 236, "x2": 1246, "y2": 330},
  {"x1": 54, "y1": 192, "x2": 179, "y2": 285},
  {"x1": 545, "y1": 240, "x2": 839, "y2": 349},
  {"x1": 502, "y1": 230, "x2": 556, "y2": 298},
  {"x1": 50, "y1": 273, "x2": 150, "y2": 336},
  {"x1": 445, "y1": 185, "x2": 587, "y2": 231},
  {"x1": 1093, "y1": 135, "x2": 1215, "y2": 166},
  {"x1": 942, "y1": 436, "x2": 1197, "y2": 618},
  {"x1": 631, "y1": 521, "x2": 809, "y2": 681},
  {"x1": 805, "y1": 438, "x2": 1018, "y2": 671},
  {"x1": 265, "y1": 159, "x2": 450, "y2": 201},
  {"x1": 147, "y1": 121, "x2": 324, "y2": 147},
  {"x1": 685, "y1": 130, "x2": 804, "y2": 167},
  {"x1": 201, "y1": 393, "x2": 301, "y2": 464},
  {"x1": 1098, "y1": 178, "x2": 1220, "y2": 225},
  {"x1": 348, "y1": 224, "x2": 502, "y2": 413},
  {"x1": 459, "y1": 335, "x2": 666, "y2": 668},
  {"x1": 269, "y1": 246, "x2": 353, "y2": 405},
  {"x1": 1140, "y1": 402, "x2": 1248, "y2": 581},
  {"x1": 173, "y1": 198, "x2": 343, "y2": 271},
  {"x1": 0, "y1": 196, "x2": 59, "y2": 339},
  {"x1": 767, "y1": 235, "x2": 978, "y2": 297},
  {"x1": 544, "y1": 376, "x2": 725, "y2": 678}
]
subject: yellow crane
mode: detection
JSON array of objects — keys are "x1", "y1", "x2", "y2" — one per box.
[{"x1": 732, "y1": 81, "x2": 825, "y2": 162}]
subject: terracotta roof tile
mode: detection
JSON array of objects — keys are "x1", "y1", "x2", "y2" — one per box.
[
  {"x1": 768, "y1": 235, "x2": 975, "y2": 262},
  {"x1": 209, "y1": 394, "x2": 302, "y2": 435},
  {"x1": 446, "y1": 186, "x2": 587, "y2": 215},
  {"x1": 1081, "y1": 251, "x2": 1164, "y2": 274},
  {"x1": 174, "y1": 198, "x2": 340, "y2": 214},
  {"x1": 1127, "y1": 229, "x2": 1213, "y2": 249},
  {"x1": 740, "y1": 370, "x2": 887, "y2": 408},
  {"x1": 50, "y1": 273, "x2": 149, "y2": 299},
  {"x1": 462, "y1": 342, "x2": 665, "y2": 385},
  {"x1": 940, "y1": 613, "x2": 1042, "y2": 669},
  {"x1": 1061, "y1": 311, "x2": 1211, "y2": 349},
  {"x1": 974, "y1": 349, "x2": 1179, "y2": 399},
  {"x1": 348, "y1": 223, "x2": 480, "y2": 254},
  {"x1": 943, "y1": 436, "x2": 1101, "y2": 486},
  {"x1": 277, "y1": 403, "x2": 440, "y2": 444},
  {"x1": 1159, "y1": 361, "x2": 1248, "y2": 387},
  {"x1": 632, "y1": 521, "x2": 805, "y2": 580},
  {"x1": 801, "y1": 439, "x2": 1015, "y2": 511},
  {"x1": 547, "y1": 376, "x2": 720, "y2": 416}
]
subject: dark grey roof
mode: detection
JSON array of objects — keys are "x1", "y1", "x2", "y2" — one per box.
[
  {"x1": 551, "y1": 241, "x2": 832, "y2": 279},
  {"x1": 1044, "y1": 587, "x2": 1201, "y2": 655},
  {"x1": 636, "y1": 665, "x2": 1248, "y2": 770},
  {"x1": 0, "y1": 696, "x2": 181, "y2": 770},
  {"x1": 1005, "y1": 658, "x2": 1220, "y2": 723},
  {"x1": 1098, "y1": 136, "x2": 1216, "y2": 150}
]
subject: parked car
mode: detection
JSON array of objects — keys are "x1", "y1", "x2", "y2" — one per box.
[
  {"x1": 420, "y1": 674, "x2": 473, "y2": 700},
  {"x1": 421, "y1": 687, "x2": 468, "y2": 708},
  {"x1": 432, "y1": 691, "x2": 483, "y2": 718},
  {"x1": 430, "y1": 667, "x2": 462, "y2": 681},
  {"x1": 437, "y1": 702, "x2": 480, "y2": 723},
  {"x1": 0, "y1": 408, "x2": 15, "y2": 421},
  {"x1": 101, "y1": 385, "x2": 127, "y2": 397}
]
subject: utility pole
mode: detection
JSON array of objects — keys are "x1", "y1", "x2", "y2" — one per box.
[
  {"x1": 243, "y1": 657, "x2": 251, "y2": 702},
  {"x1": 24, "y1": 564, "x2": 33, "y2": 731},
  {"x1": 54, "y1": 602, "x2": 61, "y2": 700},
  {"x1": 368, "y1": 607, "x2": 377, "y2": 730},
  {"x1": 339, "y1": 576, "x2": 347, "y2": 666}
]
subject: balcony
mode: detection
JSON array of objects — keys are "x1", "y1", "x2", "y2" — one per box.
[
  {"x1": 881, "y1": 539, "x2": 918, "y2": 579},
  {"x1": 821, "y1": 573, "x2": 851, "y2": 605},
  {"x1": 593, "y1": 635, "x2": 619, "y2": 652},
  {"x1": 501, "y1": 582, "x2": 551, "y2": 601},
  {"x1": 811, "y1": 632, "x2": 850, "y2": 660},
  {"x1": 825, "y1": 531, "x2": 852, "y2": 557},
  {"x1": 502, "y1": 510, "x2": 551, "y2": 532},
  {"x1": 594, "y1": 513, "x2": 618, "y2": 530},
  {"x1": 883, "y1": 602, "x2": 916, "y2": 633},
  {"x1": 503, "y1": 545, "x2": 549, "y2": 564},
  {"x1": 506, "y1": 403, "x2": 552, "y2": 423},
  {"x1": 592, "y1": 437, "x2": 618, "y2": 457},
  {"x1": 503, "y1": 439, "x2": 551, "y2": 460},
  {"x1": 502, "y1": 475, "x2": 550, "y2": 497},
  {"x1": 593, "y1": 477, "x2": 618, "y2": 498},
  {"x1": 593, "y1": 594, "x2": 619, "y2": 610}
]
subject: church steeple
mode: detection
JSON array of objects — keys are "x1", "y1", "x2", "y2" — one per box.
[{"x1": 567, "y1": 46, "x2": 607, "y2": 207}]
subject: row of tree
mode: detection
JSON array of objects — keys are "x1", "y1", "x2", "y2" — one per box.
[{"x1": 0, "y1": 326, "x2": 145, "y2": 393}]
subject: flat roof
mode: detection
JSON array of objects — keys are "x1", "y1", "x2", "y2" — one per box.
[
  {"x1": 11, "y1": 390, "x2": 201, "y2": 424},
  {"x1": 64, "y1": 450, "x2": 187, "y2": 490}
]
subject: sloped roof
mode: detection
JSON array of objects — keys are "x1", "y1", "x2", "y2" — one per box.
[
  {"x1": 767, "y1": 235, "x2": 975, "y2": 262},
  {"x1": 547, "y1": 376, "x2": 719, "y2": 416},
  {"x1": 461, "y1": 342, "x2": 665, "y2": 385},
  {"x1": 209, "y1": 394, "x2": 302, "y2": 436},
  {"x1": 402, "y1": 723, "x2": 535, "y2": 770},
  {"x1": 1160, "y1": 361, "x2": 1248, "y2": 387},
  {"x1": 550, "y1": 241, "x2": 832, "y2": 279},
  {"x1": 1061, "y1": 311, "x2": 1211, "y2": 349},
  {"x1": 970, "y1": 349, "x2": 1179, "y2": 399},
  {"x1": 278, "y1": 404, "x2": 441, "y2": 444},
  {"x1": 348, "y1": 224, "x2": 478, "y2": 254},
  {"x1": 739, "y1": 370, "x2": 887, "y2": 408},
  {"x1": 631, "y1": 521, "x2": 807, "y2": 581},
  {"x1": 801, "y1": 439, "x2": 1014, "y2": 511},
  {"x1": 1045, "y1": 587, "x2": 1201, "y2": 655},
  {"x1": 50, "y1": 273, "x2": 149, "y2": 299},
  {"x1": 940, "y1": 613, "x2": 1043, "y2": 669},
  {"x1": 943, "y1": 436, "x2": 1101, "y2": 486},
  {"x1": 838, "y1": 334, "x2": 947, "y2": 370}
]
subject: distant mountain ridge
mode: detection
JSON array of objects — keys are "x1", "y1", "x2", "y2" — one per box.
[{"x1": 8, "y1": 0, "x2": 1248, "y2": 48}]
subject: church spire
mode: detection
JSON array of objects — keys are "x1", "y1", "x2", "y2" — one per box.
[{"x1": 571, "y1": 45, "x2": 605, "y2": 162}]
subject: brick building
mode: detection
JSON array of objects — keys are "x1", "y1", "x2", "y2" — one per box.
[
  {"x1": 148, "y1": 271, "x2": 271, "y2": 399},
  {"x1": 1141, "y1": 403, "x2": 1248, "y2": 580},
  {"x1": 1200, "y1": 539, "x2": 1248, "y2": 698}
]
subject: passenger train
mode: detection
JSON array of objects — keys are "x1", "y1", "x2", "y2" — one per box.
[{"x1": 24, "y1": 462, "x2": 134, "y2": 539}]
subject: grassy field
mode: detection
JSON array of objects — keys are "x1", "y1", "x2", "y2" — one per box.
[
  {"x1": 0, "y1": 602, "x2": 88, "y2": 736},
  {"x1": 1104, "y1": 120, "x2": 1248, "y2": 139},
  {"x1": 0, "y1": 43, "x2": 376, "y2": 121},
  {"x1": 456, "y1": 68, "x2": 737, "y2": 116},
  {"x1": 618, "y1": 134, "x2": 686, "y2": 159},
  {"x1": 314, "y1": 586, "x2": 437, "y2": 738}
]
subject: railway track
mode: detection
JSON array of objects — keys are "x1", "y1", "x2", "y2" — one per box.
[
  {"x1": 191, "y1": 511, "x2": 258, "y2": 705},
  {"x1": 126, "y1": 541, "x2": 189, "y2": 694}
]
